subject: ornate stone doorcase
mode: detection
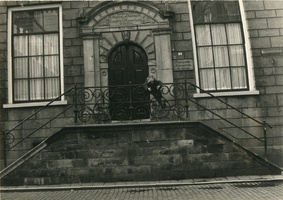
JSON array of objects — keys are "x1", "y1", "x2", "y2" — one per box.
[{"x1": 78, "y1": 1, "x2": 174, "y2": 88}]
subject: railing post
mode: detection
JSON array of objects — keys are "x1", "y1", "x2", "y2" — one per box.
[
  {"x1": 2, "y1": 130, "x2": 7, "y2": 168},
  {"x1": 263, "y1": 121, "x2": 267, "y2": 158},
  {"x1": 184, "y1": 79, "x2": 189, "y2": 119},
  {"x1": 129, "y1": 81, "x2": 133, "y2": 121},
  {"x1": 73, "y1": 85, "x2": 78, "y2": 125}
]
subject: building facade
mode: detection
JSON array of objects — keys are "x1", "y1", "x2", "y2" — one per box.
[{"x1": 0, "y1": 0, "x2": 282, "y2": 172}]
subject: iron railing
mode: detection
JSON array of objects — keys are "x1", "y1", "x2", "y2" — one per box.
[{"x1": 2, "y1": 81, "x2": 272, "y2": 167}]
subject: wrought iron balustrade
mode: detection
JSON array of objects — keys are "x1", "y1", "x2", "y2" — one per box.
[{"x1": 71, "y1": 82, "x2": 194, "y2": 123}]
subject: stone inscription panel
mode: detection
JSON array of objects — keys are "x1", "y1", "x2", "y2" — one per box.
[
  {"x1": 96, "y1": 12, "x2": 156, "y2": 27},
  {"x1": 173, "y1": 59, "x2": 194, "y2": 71}
]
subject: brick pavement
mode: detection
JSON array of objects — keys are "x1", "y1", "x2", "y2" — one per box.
[
  {"x1": 1, "y1": 176, "x2": 283, "y2": 200},
  {"x1": 1, "y1": 181, "x2": 283, "y2": 200}
]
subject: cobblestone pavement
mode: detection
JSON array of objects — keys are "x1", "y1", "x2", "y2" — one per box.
[{"x1": 1, "y1": 181, "x2": 283, "y2": 200}]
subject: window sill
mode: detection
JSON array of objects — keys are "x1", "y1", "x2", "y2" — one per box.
[
  {"x1": 193, "y1": 90, "x2": 260, "y2": 98},
  {"x1": 3, "y1": 100, "x2": 68, "y2": 108}
]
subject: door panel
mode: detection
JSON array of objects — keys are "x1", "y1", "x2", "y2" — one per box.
[{"x1": 108, "y1": 44, "x2": 149, "y2": 120}]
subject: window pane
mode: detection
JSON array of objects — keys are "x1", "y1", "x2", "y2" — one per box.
[
  {"x1": 14, "y1": 80, "x2": 29, "y2": 101},
  {"x1": 14, "y1": 36, "x2": 28, "y2": 56},
  {"x1": 29, "y1": 57, "x2": 43, "y2": 78},
  {"x1": 192, "y1": 1, "x2": 241, "y2": 24},
  {"x1": 45, "y1": 56, "x2": 59, "y2": 77},
  {"x1": 232, "y1": 67, "x2": 247, "y2": 89},
  {"x1": 30, "y1": 79, "x2": 44, "y2": 100},
  {"x1": 13, "y1": 10, "x2": 44, "y2": 34},
  {"x1": 195, "y1": 25, "x2": 211, "y2": 46},
  {"x1": 45, "y1": 78, "x2": 60, "y2": 99},
  {"x1": 198, "y1": 47, "x2": 213, "y2": 68},
  {"x1": 44, "y1": 34, "x2": 58, "y2": 54},
  {"x1": 199, "y1": 69, "x2": 216, "y2": 90},
  {"x1": 213, "y1": 46, "x2": 229, "y2": 67},
  {"x1": 211, "y1": 24, "x2": 227, "y2": 45},
  {"x1": 14, "y1": 58, "x2": 28, "y2": 78},
  {"x1": 227, "y1": 23, "x2": 243, "y2": 44},
  {"x1": 229, "y1": 45, "x2": 245, "y2": 66},
  {"x1": 29, "y1": 35, "x2": 43, "y2": 55},
  {"x1": 44, "y1": 9, "x2": 59, "y2": 31},
  {"x1": 215, "y1": 68, "x2": 231, "y2": 90}
]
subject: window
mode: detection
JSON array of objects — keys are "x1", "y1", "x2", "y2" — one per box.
[
  {"x1": 7, "y1": 5, "x2": 64, "y2": 105},
  {"x1": 189, "y1": 0, "x2": 255, "y2": 94}
]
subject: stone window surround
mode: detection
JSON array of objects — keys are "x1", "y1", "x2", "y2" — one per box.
[
  {"x1": 4, "y1": 4, "x2": 67, "y2": 109},
  {"x1": 187, "y1": 0, "x2": 260, "y2": 98}
]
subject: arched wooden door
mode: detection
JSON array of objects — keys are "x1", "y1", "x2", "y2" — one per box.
[{"x1": 108, "y1": 44, "x2": 149, "y2": 120}]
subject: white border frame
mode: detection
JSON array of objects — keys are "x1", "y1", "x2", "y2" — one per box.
[
  {"x1": 4, "y1": 4, "x2": 66, "y2": 108},
  {"x1": 187, "y1": 0, "x2": 259, "y2": 98}
]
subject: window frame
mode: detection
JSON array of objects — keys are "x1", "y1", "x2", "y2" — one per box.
[
  {"x1": 187, "y1": 0, "x2": 259, "y2": 98},
  {"x1": 5, "y1": 4, "x2": 66, "y2": 108}
]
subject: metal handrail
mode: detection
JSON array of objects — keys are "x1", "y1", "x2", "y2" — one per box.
[
  {"x1": 2, "y1": 81, "x2": 271, "y2": 167},
  {"x1": 189, "y1": 82, "x2": 272, "y2": 128},
  {"x1": 2, "y1": 87, "x2": 74, "y2": 152}
]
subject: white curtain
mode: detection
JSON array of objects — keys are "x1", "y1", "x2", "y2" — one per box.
[
  {"x1": 44, "y1": 34, "x2": 59, "y2": 99},
  {"x1": 195, "y1": 23, "x2": 247, "y2": 91},
  {"x1": 14, "y1": 36, "x2": 28, "y2": 101},
  {"x1": 13, "y1": 34, "x2": 60, "y2": 101}
]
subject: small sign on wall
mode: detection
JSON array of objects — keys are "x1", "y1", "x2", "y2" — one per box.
[{"x1": 173, "y1": 59, "x2": 194, "y2": 71}]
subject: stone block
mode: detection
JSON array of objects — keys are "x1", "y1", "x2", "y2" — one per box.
[
  {"x1": 63, "y1": 20, "x2": 72, "y2": 28},
  {"x1": 62, "y1": 1, "x2": 71, "y2": 9},
  {"x1": 268, "y1": 18, "x2": 283, "y2": 28},
  {"x1": 264, "y1": 1, "x2": 283, "y2": 9},
  {"x1": 8, "y1": 108, "x2": 36, "y2": 121},
  {"x1": 134, "y1": 155, "x2": 172, "y2": 165},
  {"x1": 171, "y1": 33, "x2": 182, "y2": 40},
  {"x1": 255, "y1": 75, "x2": 275, "y2": 86},
  {"x1": 183, "y1": 32, "x2": 192, "y2": 40},
  {"x1": 242, "y1": 107, "x2": 267, "y2": 118},
  {"x1": 64, "y1": 65, "x2": 82, "y2": 76},
  {"x1": 64, "y1": 46, "x2": 81, "y2": 57},
  {"x1": 257, "y1": 94, "x2": 277, "y2": 107},
  {"x1": 271, "y1": 36, "x2": 283, "y2": 47},
  {"x1": 277, "y1": 9, "x2": 283, "y2": 17},
  {"x1": 0, "y1": 14, "x2": 6, "y2": 25},
  {"x1": 63, "y1": 9, "x2": 81, "y2": 20},
  {"x1": 259, "y1": 29, "x2": 280, "y2": 37},
  {"x1": 251, "y1": 37, "x2": 271, "y2": 48},
  {"x1": 249, "y1": 30, "x2": 259, "y2": 38},
  {"x1": 228, "y1": 152, "x2": 249, "y2": 161},
  {"x1": 244, "y1": 1, "x2": 264, "y2": 11},
  {"x1": 256, "y1": 10, "x2": 276, "y2": 18},
  {"x1": 71, "y1": 1, "x2": 88, "y2": 9},
  {"x1": 198, "y1": 97, "x2": 227, "y2": 110},
  {"x1": 246, "y1": 11, "x2": 255, "y2": 19},
  {"x1": 170, "y1": 2, "x2": 189, "y2": 14},
  {"x1": 248, "y1": 19, "x2": 268, "y2": 30},
  {"x1": 181, "y1": 14, "x2": 190, "y2": 21},
  {"x1": 173, "y1": 22, "x2": 190, "y2": 33}
]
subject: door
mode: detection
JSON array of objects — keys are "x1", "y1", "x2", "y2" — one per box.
[{"x1": 108, "y1": 44, "x2": 149, "y2": 120}]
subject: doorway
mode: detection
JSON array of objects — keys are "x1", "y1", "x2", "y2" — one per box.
[{"x1": 108, "y1": 43, "x2": 149, "y2": 120}]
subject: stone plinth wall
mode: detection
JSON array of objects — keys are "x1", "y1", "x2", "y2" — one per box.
[{"x1": 1, "y1": 122, "x2": 280, "y2": 186}]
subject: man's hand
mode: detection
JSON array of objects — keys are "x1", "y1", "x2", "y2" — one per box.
[
  {"x1": 156, "y1": 86, "x2": 160, "y2": 90},
  {"x1": 148, "y1": 88, "x2": 152, "y2": 91}
]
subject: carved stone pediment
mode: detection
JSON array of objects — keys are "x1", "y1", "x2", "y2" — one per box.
[
  {"x1": 78, "y1": 1, "x2": 172, "y2": 32},
  {"x1": 96, "y1": 11, "x2": 157, "y2": 27}
]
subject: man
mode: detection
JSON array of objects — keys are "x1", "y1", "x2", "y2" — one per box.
[{"x1": 144, "y1": 75, "x2": 166, "y2": 108}]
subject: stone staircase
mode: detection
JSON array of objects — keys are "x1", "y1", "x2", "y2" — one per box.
[{"x1": 1, "y1": 121, "x2": 282, "y2": 186}]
